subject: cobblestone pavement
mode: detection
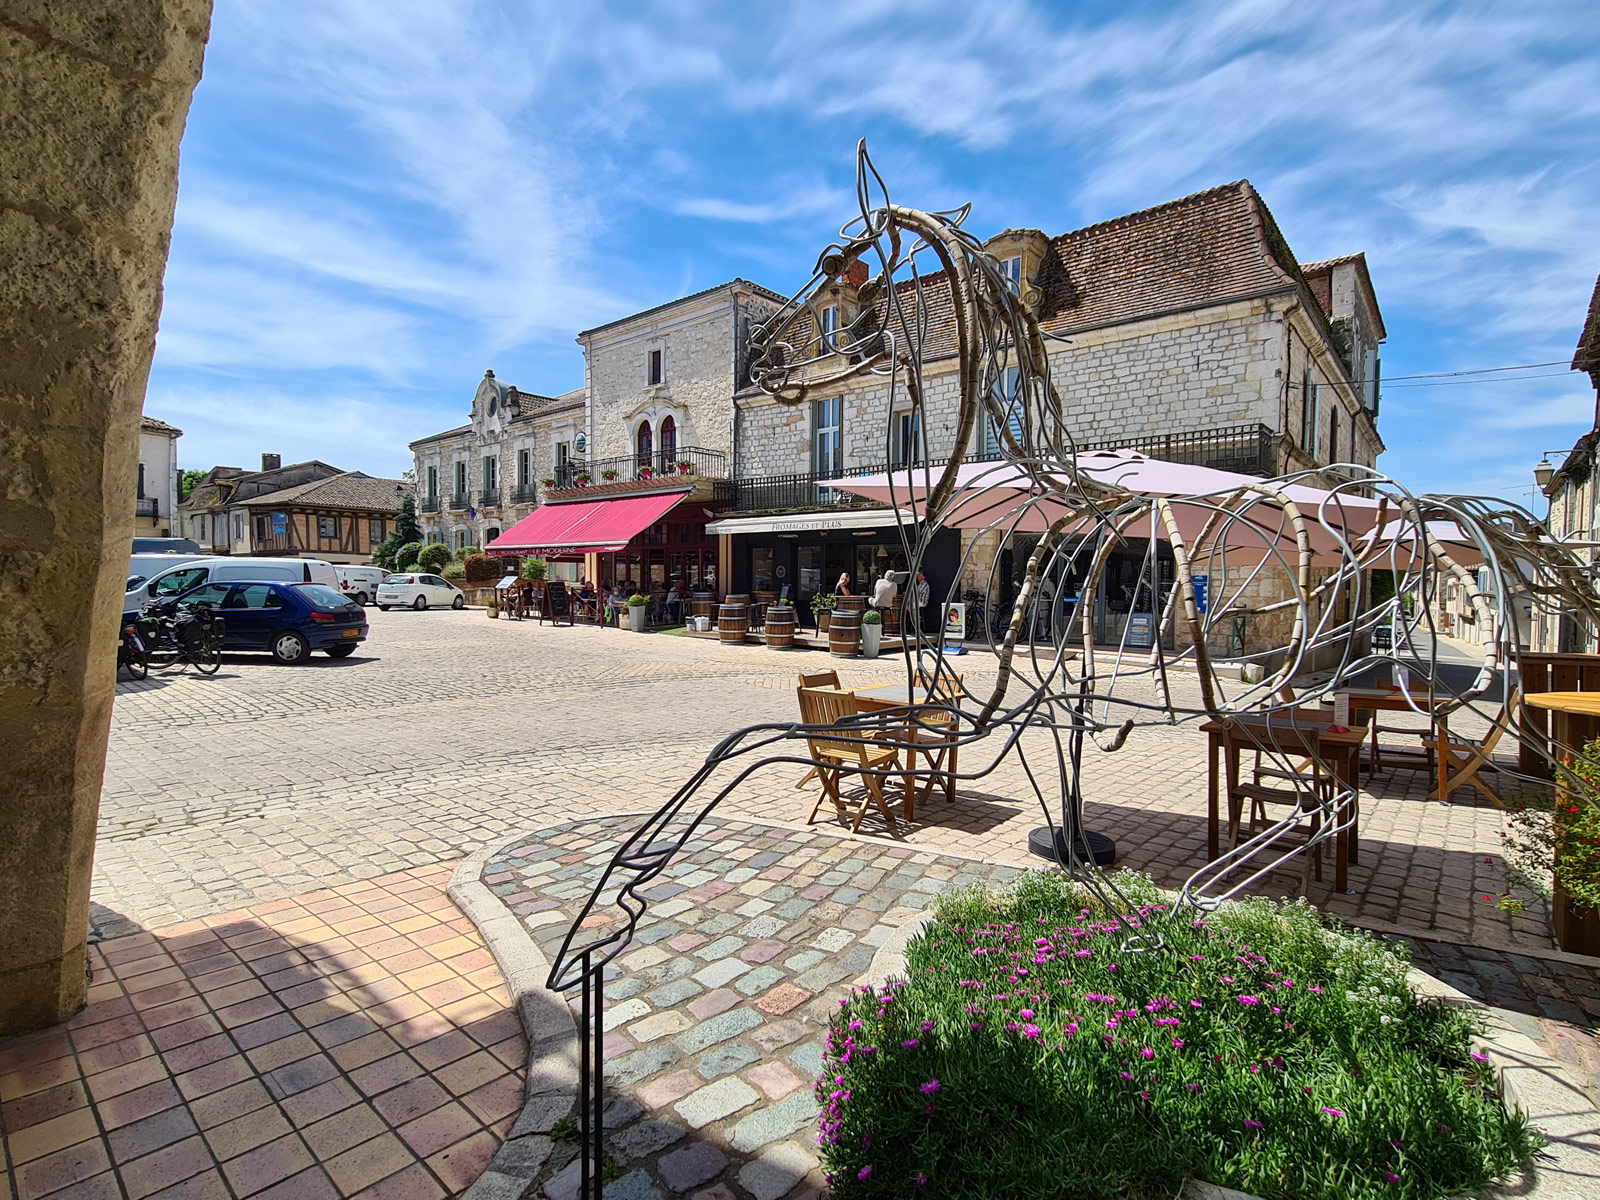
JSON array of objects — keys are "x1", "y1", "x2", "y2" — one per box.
[
  {"x1": 0, "y1": 865, "x2": 524, "y2": 1200},
  {"x1": 483, "y1": 816, "x2": 1021, "y2": 1200}
]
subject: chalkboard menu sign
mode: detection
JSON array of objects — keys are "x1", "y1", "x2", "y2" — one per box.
[
  {"x1": 1127, "y1": 612, "x2": 1155, "y2": 649},
  {"x1": 546, "y1": 580, "x2": 570, "y2": 621}
]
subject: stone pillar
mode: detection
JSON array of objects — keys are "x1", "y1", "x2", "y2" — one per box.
[{"x1": 0, "y1": 1, "x2": 211, "y2": 1035}]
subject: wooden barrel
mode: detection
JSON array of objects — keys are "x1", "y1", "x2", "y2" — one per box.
[
  {"x1": 691, "y1": 592, "x2": 716, "y2": 620},
  {"x1": 828, "y1": 607, "x2": 861, "y2": 657},
  {"x1": 723, "y1": 593, "x2": 751, "y2": 604},
  {"x1": 834, "y1": 594, "x2": 866, "y2": 613},
  {"x1": 717, "y1": 603, "x2": 749, "y2": 644},
  {"x1": 882, "y1": 603, "x2": 900, "y2": 636},
  {"x1": 764, "y1": 605, "x2": 795, "y2": 649},
  {"x1": 753, "y1": 589, "x2": 778, "y2": 631}
]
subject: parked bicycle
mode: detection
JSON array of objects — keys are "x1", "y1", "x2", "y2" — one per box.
[
  {"x1": 117, "y1": 615, "x2": 149, "y2": 679},
  {"x1": 138, "y1": 598, "x2": 225, "y2": 674}
]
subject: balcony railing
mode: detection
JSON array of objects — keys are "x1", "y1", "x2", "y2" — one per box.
[
  {"x1": 420, "y1": 497, "x2": 441, "y2": 513},
  {"x1": 480, "y1": 489, "x2": 501, "y2": 507},
  {"x1": 448, "y1": 492, "x2": 470, "y2": 511},
  {"x1": 511, "y1": 485, "x2": 537, "y2": 504},
  {"x1": 726, "y1": 424, "x2": 1275, "y2": 514},
  {"x1": 135, "y1": 497, "x2": 159, "y2": 517},
  {"x1": 554, "y1": 445, "x2": 727, "y2": 489}
]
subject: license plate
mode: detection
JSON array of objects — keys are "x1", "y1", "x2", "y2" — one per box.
[{"x1": 343, "y1": 629, "x2": 361, "y2": 638}]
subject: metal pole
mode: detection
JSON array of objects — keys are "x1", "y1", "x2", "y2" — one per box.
[{"x1": 578, "y1": 950, "x2": 591, "y2": 1199}]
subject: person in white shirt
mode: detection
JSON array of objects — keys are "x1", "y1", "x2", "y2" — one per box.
[{"x1": 870, "y1": 568, "x2": 897, "y2": 613}]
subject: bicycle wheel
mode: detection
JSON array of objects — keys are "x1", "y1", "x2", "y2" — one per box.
[
  {"x1": 194, "y1": 641, "x2": 222, "y2": 675},
  {"x1": 124, "y1": 645, "x2": 149, "y2": 680},
  {"x1": 147, "y1": 632, "x2": 182, "y2": 672}
]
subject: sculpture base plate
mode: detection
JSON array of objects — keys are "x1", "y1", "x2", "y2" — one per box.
[{"x1": 1027, "y1": 825, "x2": 1118, "y2": 867}]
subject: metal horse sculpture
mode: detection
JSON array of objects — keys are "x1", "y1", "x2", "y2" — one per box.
[{"x1": 543, "y1": 142, "x2": 1600, "y2": 1195}]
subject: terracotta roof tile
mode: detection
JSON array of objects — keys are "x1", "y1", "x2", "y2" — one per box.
[
  {"x1": 1576, "y1": 274, "x2": 1600, "y2": 378},
  {"x1": 240, "y1": 471, "x2": 404, "y2": 513}
]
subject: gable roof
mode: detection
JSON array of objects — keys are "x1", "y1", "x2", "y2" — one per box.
[
  {"x1": 140, "y1": 416, "x2": 183, "y2": 436},
  {"x1": 578, "y1": 278, "x2": 788, "y2": 340},
  {"x1": 1576, "y1": 273, "x2": 1600, "y2": 382},
  {"x1": 1300, "y1": 252, "x2": 1387, "y2": 340},
  {"x1": 239, "y1": 471, "x2": 404, "y2": 513}
]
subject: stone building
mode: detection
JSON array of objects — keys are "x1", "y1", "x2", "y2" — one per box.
[
  {"x1": 413, "y1": 280, "x2": 784, "y2": 588},
  {"x1": 135, "y1": 415, "x2": 182, "y2": 538},
  {"x1": 1533, "y1": 274, "x2": 1600, "y2": 652},
  {"x1": 717, "y1": 181, "x2": 1387, "y2": 647}
]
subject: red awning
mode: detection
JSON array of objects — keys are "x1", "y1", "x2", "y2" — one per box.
[{"x1": 486, "y1": 490, "x2": 692, "y2": 556}]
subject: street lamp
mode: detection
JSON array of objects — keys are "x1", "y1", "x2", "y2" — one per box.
[{"x1": 1533, "y1": 456, "x2": 1556, "y2": 493}]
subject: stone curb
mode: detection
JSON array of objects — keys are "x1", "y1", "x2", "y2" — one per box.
[
  {"x1": 448, "y1": 836, "x2": 580, "y2": 1200},
  {"x1": 864, "y1": 911, "x2": 1600, "y2": 1200}
]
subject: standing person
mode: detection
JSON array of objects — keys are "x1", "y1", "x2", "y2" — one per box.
[
  {"x1": 914, "y1": 570, "x2": 931, "y2": 635},
  {"x1": 833, "y1": 572, "x2": 852, "y2": 601}
]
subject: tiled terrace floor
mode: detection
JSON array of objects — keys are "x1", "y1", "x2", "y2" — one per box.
[{"x1": 0, "y1": 865, "x2": 524, "y2": 1200}]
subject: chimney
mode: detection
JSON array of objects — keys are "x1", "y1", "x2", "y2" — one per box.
[
  {"x1": 261, "y1": 453, "x2": 281, "y2": 471},
  {"x1": 843, "y1": 258, "x2": 869, "y2": 287}
]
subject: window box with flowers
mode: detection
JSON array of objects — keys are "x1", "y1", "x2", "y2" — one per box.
[
  {"x1": 573, "y1": 472, "x2": 591, "y2": 487},
  {"x1": 818, "y1": 870, "x2": 1536, "y2": 1199},
  {"x1": 637, "y1": 466, "x2": 654, "y2": 481},
  {"x1": 677, "y1": 460, "x2": 694, "y2": 475},
  {"x1": 1499, "y1": 737, "x2": 1600, "y2": 955},
  {"x1": 540, "y1": 477, "x2": 556, "y2": 488},
  {"x1": 601, "y1": 469, "x2": 618, "y2": 482}
]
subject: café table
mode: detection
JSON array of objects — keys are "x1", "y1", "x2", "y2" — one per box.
[
  {"x1": 1524, "y1": 691, "x2": 1600, "y2": 764},
  {"x1": 1200, "y1": 710, "x2": 1367, "y2": 893},
  {"x1": 1331, "y1": 685, "x2": 1438, "y2": 771},
  {"x1": 845, "y1": 683, "x2": 956, "y2": 806}
]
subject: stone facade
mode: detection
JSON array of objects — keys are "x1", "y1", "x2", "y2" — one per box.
[{"x1": 135, "y1": 416, "x2": 182, "y2": 536}]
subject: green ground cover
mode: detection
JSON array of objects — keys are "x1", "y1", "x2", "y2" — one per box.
[{"x1": 818, "y1": 871, "x2": 1535, "y2": 1199}]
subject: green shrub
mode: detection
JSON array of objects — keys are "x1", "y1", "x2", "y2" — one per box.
[
  {"x1": 455, "y1": 544, "x2": 479, "y2": 562},
  {"x1": 626, "y1": 593, "x2": 647, "y2": 607},
  {"x1": 820, "y1": 871, "x2": 1534, "y2": 1200},
  {"x1": 862, "y1": 609, "x2": 882, "y2": 625},
  {"x1": 417, "y1": 543, "x2": 452, "y2": 572},
  {"x1": 463, "y1": 553, "x2": 500, "y2": 584},
  {"x1": 395, "y1": 541, "x2": 424, "y2": 571},
  {"x1": 522, "y1": 557, "x2": 549, "y2": 581},
  {"x1": 440, "y1": 561, "x2": 466, "y2": 581}
]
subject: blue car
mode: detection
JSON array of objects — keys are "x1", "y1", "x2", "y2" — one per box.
[{"x1": 173, "y1": 580, "x2": 368, "y2": 664}]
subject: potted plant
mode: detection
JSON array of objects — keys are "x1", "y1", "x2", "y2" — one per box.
[
  {"x1": 486, "y1": 594, "x2": 500, "y2": 619},
  {"x1": 601, "y1": 468, "x2": 618, "y2": 482},
  {"x1": 638, "y1": 465, "x2": 654, "y2": 480},
  {"x1": 626, "y1": 592, "x2": 648, "y2": 632},
  {"x1": 521, "y1": 557, "x2": 548, "y2": 582},
  {"x1": 574, "y1": 472, "x2": 590, "y2": 487},
  {"x1": 540, "y1": 476, "x2": 556, "y2": 488},
  {"x1": 812, "y1": 592, "x2": 832, "y2": 633},
  {"x1": 860, "y1": 607, "x2": 882, "y2": 657},
  {"x1": 1501, "y1": 739, "x2": 1600, "y2": 954},
  {"x1": 677, "y1": 460, "x2": 693, "y2": 475}
]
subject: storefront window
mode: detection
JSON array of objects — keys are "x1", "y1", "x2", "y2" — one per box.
[{"x1": 752, "y1": 547, "x2": 774, "y2": 593}]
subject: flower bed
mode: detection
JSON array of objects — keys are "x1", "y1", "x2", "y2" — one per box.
[{"x1": 817, "y1": 871, "x2": 1536, "y2": 1199}]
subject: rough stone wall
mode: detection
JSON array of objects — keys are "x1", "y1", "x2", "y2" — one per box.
[
  {"x1": 0, "y1": 0, "x2": 212, "y2": 1034},
  {"x1": 585, "y1": 293, "x2": 737, "y2": 463}
]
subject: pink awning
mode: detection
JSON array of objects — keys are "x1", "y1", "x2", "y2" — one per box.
[{"x1": 486, "y1": 489, "x2": 692, "y2": 556}]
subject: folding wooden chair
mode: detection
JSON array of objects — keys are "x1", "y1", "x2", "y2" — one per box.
[
  {"x1": 1425, "y1": 687, "x2": 1520, "y2": 806},
  {"x1": 797, "y1": 686, "x2": 906, "y2": 832},
  {"x1": 795, "y1": 671, "x2": 842, "y2": 790},
  {"x1": 895, "y1": 667, "x2": 963, "y2": 805}
]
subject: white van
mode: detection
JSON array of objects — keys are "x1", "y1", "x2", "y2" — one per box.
[
  {"x1": 124, "y1": 557, "x2": 338, "y2": 617},
  {"x1": 336, "y1": 565, "x2": 388, "y2": 606},
  {"x1": 127, "y1": 551, "x2": 207, "y2": 593}
]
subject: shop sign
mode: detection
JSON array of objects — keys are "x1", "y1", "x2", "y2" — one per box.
[
  {"x1": 944, "y1": 602, "x2": 965, "y2": 645},
  {"x1": 1128, "y1": 612, "x2": 1155, "y2": 648},
  {"x1": 271, "y1": 512, "x2": 287, "y2": 535}
]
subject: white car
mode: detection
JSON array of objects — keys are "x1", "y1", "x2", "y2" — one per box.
[
  {"x1": 125, "y1": 556, "x2": 338, "y2": 619},
  {"x1": 336, "y1": 565, "x2": 389, "y2": 606},
  {"x1": 376, "y1": 573, "x2": 466, "y2": 611}
]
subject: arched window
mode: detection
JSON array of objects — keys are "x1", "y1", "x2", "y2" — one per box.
[
  {"x1": 636, "y1": 420, "x2": 653, "y2": 468},
  {"x1": 659, "y1": 415, "x2": 677, "y2": 466}
]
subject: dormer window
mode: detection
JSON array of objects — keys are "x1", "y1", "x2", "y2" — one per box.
[
  {"x1": 820, "y1": 304, "x2": 839, "y2": 353},
  {"x1": 648, "y1": 348, "x2": 664, "y2": 386},
  {"x1": 1001, "y1": 256, "x2": 1022, "y2": 294}
]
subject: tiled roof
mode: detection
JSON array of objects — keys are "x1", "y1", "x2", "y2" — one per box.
[
  {"x1": 240, "y1": 471, "x2": 404, "y2": 513},
  {"x1": 140, "y1": 415, "x2": 183, "y2": 436},
  {"x1": 1576, "y1": 274, "x2": 1600, "y2": 379},
  {"x1": 746, "y1": 180, "x2": 1318, "y2": 377},
  {"x1": 409, "y1": 423, "x2": 471, "y2": 448}
]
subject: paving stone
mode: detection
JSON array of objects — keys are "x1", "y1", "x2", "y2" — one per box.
[
  {"x1": 749, "y1": 1020, "x2": 809, "y2": 1054},
  {"x1": 839, "y1": 945, "x2": 876, "y2": 973},
  {"x1": 810, "y1": 929, "x2": 854, "y2": 953},
  {"x1": 737, "y1": 1141, "x2": 819, "y2": 1200},
  {"x1": 738, "y1": 917, "x2": 784, "y2": 940},
  {"x1": 728, "y1": 1091, "x2": 824, "y2": 1153},
  {"x1": 691, "y1": 960, "x2": 750, "y2": 990},
  {"x1": 733, "y1": 967, "x2": 785, "y2": 997},
  {"x1": 605, "y1": 1094, "x2": 644, "y2": 1130},
  {"x1": 656, "y1": 1141, "x2": 729, "y2": 1193},
  {"x1": 685, "y1": 989, "x2": 740, "y2": 1022},
  {"x1": 628, "y1": 1011, "x2": 694, "y2": 1044},
  {"x1": 645, "y1": 958, "x2": 699, "y2": 985},
  {"x1": 604, "y1": 1168, "x2": 663, "y2": 1200},
  {"x1": 603, "y1": 998, "x2": 652, "y2": 1032},
  {"x1": 788, "y1": 1041, "x2": 824, "y2": 1078},
  {"x1": 782, "y1": 951, "x2": 823, "y2": 973},
  {"x1": 609, "y1": 1115, "x2": 687, "y2": 1162},
  {"x1": 637, "y1": 1070, "x2": 701, "y2": 1110},
  {"x1": 643, "y1": 980, "x2": 702, "y2": 1008},
  {"x1": 672, "y1": 1008, "x2": 763, "y2": 1055},
  {"x1": 673, "y1": 1076, "x2": 760, "y2": 1130},
  {"x1": 606, "y1": 1046, "x2": 680, "y2": 1088},
  {"x1": 791, "y1": 963, "x2": 851, "y2": 993},
  {"x1": 739, "y1": 939, "x2": 786, "y2": 964},
  {"x1": 746, "y1": 1061, "x2": 805, "y2": 1101},
  {"x1": 695, "y1": 1042, "x2": 760, "y2": 1081}
]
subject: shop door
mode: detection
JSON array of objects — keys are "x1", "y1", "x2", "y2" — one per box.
[{"x1": 824, "y1": 544, "x2": 853, "y2": 598}]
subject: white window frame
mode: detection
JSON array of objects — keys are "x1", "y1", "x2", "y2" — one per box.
[
  {"x1": 1001, "y1": 255, "x2": 1022, "y2": 294},
  {"x1": 820, "y1": 304, "x2": 839, "y2": 353},
  {"x1": 982, "y1": 366, "x2": 1022, "y2": 458},
  {"x1": 813, "y1": 396, "x2": 842, "y2": 476},
  {"x1": 894, "y1": 409, "x2": 922, "y2": 466}
]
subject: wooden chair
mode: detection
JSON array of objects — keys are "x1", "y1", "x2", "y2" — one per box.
[
  {"x1": 903, "y1": 668, "x2": 963, "y2": 805},
  {"x1": 794, "y1": 671, "x2": 842, "y2": 790},
  {"x1": 797, "y1": 686, "x2": 906, "y2": 831},
  {"x1": 1426, "y1": 687, "x2": 1520, "y2": 806}
]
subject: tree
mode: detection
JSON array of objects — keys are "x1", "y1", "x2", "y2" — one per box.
[
  {"x1": 392, "y1": 493, "x2": 422, "y2": 546},
  {"x1": 418, "y1": 543, "x2": 452, "y2": 573},
  {"x1": 178, "y1": 468, "x2": 206, "y2": 499},
  {"x1": 395, "y1": 542, "x2": 424, "y2": 571}
]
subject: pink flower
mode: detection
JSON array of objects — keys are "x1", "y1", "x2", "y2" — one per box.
[
  {"x1": 1244, "y1": 1119, "x2": 1264, "y2": 1130},
  {"x1": 1187, "y1": 1082, "x2": 1202, "y2": 1092},
  {"x1": 1020, "y1": 1009, "x2": 1034, "y2": 1020},
  {"x1": 1471, "y1": 1051, "x2": 1489, "y2": 1063},
  {"x1": 902, "y1": 1039, "x2": 919, "y2": 1049},
  {"x1": 1236, "y1": 995, "x2": 1261, "y2": 1006},
  {"x1": 858, "y1": 1166, "x2": 872, "y2": 1181},
  {"x1": 1023, "y1": 1024, "x2": 1042, "y2": 1039},
  {"x1": 1172, "y1": 1038, "x2": 1185, "y2": 1049},
  {"x1": 920, "y1": 1080, "x2": 941, "y2": 1094},
  {"x1": 1382, "y1": 1172, "x2": 1401, "y2": 1185},
  {"x1": 1141, "y1": 1047, "x2": 1155, "y2": 1059},
  {"x1": 1321, "y1": 1107, "x2": 1345, "y2": 1118}
]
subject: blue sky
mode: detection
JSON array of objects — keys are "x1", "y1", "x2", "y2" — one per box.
[{"x1": 145, "y1": 0, "x2": 1599, "y2": 502}]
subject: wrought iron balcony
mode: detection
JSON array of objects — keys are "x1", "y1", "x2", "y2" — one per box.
[
  {"x1": 480, "y1": 489, "x2": 501, "y2": 507},
  {"x1": 135, "y1": 497, "x2": 159, "y2": 517},
  {"x1": 511, "y1": 485, "x2": 537, "y2": 504},
  {"x1": 448, "y1": 492, "x2": 470, "y2": 511},
  {"x1": 554, "y1": 445, "x2": 726, "y2": 489},
  {"x1": 420, "y1": 497, "x2": 441, "y2": 513}
]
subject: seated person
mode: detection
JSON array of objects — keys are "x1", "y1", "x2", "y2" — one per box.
[
  {"x1": 665, "y1": 582, "x2": 684, "y2": 624},
  {"x1": 870, "y1": 568, "x2": 898, "y2": 611},
  {"x1": 607, "y1": 583, "x2": 627, "y2": 623}
]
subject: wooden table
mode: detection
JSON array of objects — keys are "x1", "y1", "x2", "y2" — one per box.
[
  {"x1": 846, "y1": 684, "x2": 956, "y2": 808},
  {"x1": 1333, "y1": 686, "x2": 1436, "y2": 770},
  {"x1": 1200, "y1": 712, "x2": 1367, "y2": 892}
]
